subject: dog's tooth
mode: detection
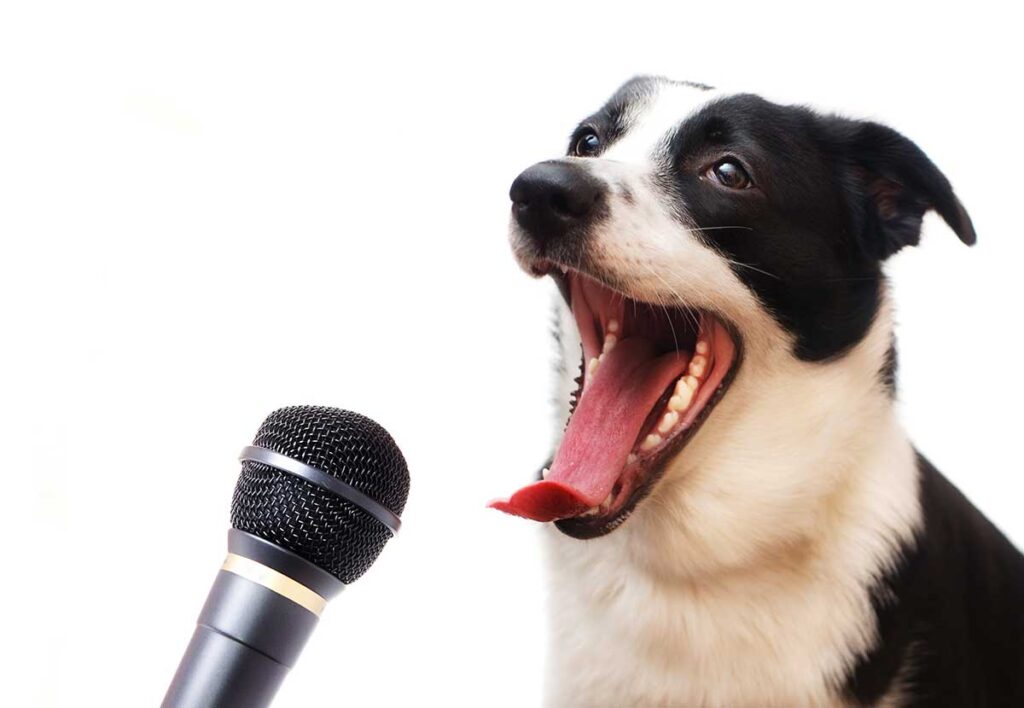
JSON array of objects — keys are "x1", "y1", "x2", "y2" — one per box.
[
  {"x1": 688, "y1": 355, "x2": 707, "y2": 378},
  {"x1": 602, "y1": 334, "x2": 617, "y2": 353},
  {"x1": 559, "y1": 265, "x2": 568, "y2": 274},
  {"x1": 627, "y1": 453, "x2": 637, "y2": 465},
  {"x1": 580, "y1": 506, "x2": 600, "y2": 517},
  {"x1": 657, "y1": 411, "x2": 679, "y2": 434},
  {"x1": 602, "y1": 492, "x2": 614, "y2": 508},
  {"x1": 607, "y1": 319, "x2": 619, "y2": 334},
  {"x1": 682, "y1": 375, "x2": 700, "y2": 391},
  {"x1": 695, "y1": 340, "x2": 710, "y2": 356},
  {"x1": 669, "y1": 388, "x2": 693, "y2": 412},
  {"x1": 640, "y1": 433, "x2": 662, "y2": 451},
  {"x1": 541, "y1": 467, "x2": 549, "y2": 479},
  {"x1": 587, "y1": 357, "x2": 600, "y2": 378}
]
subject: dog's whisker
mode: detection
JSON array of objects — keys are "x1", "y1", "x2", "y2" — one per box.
[
  {"x1": 816, "y1": 276, "x2": 885, "y2": 282},
  {"x1": 636, "y1": 260, "x2": 703, "y2": 341},
  {"x1": 686, "y1": 225, "x2": 755, "y2": 233},
  {"x1": 623, "y1": 236, "x2": 781, "y2": 284},
  {"x1": 720, "y1": 258, "x2": 781, "y2": 281}
]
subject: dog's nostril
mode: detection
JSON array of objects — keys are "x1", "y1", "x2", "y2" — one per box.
[{"x1": 549, "y1": 192, "x2": 571, "y2": 217}]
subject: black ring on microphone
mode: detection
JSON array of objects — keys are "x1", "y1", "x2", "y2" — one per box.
[{"x1": 239, "y1": 445, "x2": 402, "y2": 535}]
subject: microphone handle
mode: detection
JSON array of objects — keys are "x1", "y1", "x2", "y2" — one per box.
[{"x1": 163, "y1": 531, "x2": 344, "y2": 708}]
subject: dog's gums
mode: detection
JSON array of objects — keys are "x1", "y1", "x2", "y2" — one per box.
[{"x1": 490, "y1": 270, "x2": 739, "y2": 537}]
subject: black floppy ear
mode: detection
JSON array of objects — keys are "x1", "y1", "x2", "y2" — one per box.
[{"x1": 837, "y1": 120, "x2": 976, "y2": 259}]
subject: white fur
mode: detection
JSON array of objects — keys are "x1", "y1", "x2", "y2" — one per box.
[
  {"x1": 601, "y1": 82, "x2": 726, "y2": 164},
  {"x1": 528, "y1": 83, "x2": 923, "y2": 707}
]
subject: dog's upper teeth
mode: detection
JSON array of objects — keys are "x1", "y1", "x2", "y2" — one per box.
[
  {"x1": 669, "y1": 379, "x2": 696, "y2": 412},
  {"x1": 668, "y1": 394, "x2": 689, "y2": 412},
  {"x1": 607, "y1": 319, "x2": 620, "y2": 334},
  {"x1": 541, "y1": 466, "x2": 550, "y2": 479},
  {"x1": 657, "y1": 411, "x2": 679, "y2": 434},
  {"x1": 559, "y1": 264, "x2": 568, "y2": 274},
  {"x1": 695, "y1": 339, "x2": 710, "y2": 356},
  {"x1": 627, "y1": 453, "x2": 638, "y2": 465},
  {"x1": 682, "y1": 375, "x2": 700, "y2": 390},
  {"x1": 688, "y1": 355, "x2": 708, "y2": 379},
  {"x1": 602, "y1": 334, "x2": 617, "y2": 354}
]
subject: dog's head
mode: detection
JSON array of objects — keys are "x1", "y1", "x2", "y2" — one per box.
[{"x1": 493, "y1": 77, "x2": 974, "y2": 567}]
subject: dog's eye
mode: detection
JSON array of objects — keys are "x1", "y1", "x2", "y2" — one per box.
[
  {"x1": 573, "y1": 130, "x2": 601, "y2": 157},
  {"x1": 707, "y1": 159, "x2": 752, "y2": 189}
]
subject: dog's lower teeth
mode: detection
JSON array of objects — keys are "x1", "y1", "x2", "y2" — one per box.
[
  {"x1": 657, "y1": 411, "x2": 679, "y2": 434},
  {"x1": 669, "y1": 393, "x2": 692, "y2": 414},
  {"x1": 641, "y1": 433, "x2": 662, "y2": 451},
  {"x1": 541, "y1": 467, "x2": 550, "y2": 479},
  {"x1": 564, "y1": 300, "x2": 720, "y2": 523}
]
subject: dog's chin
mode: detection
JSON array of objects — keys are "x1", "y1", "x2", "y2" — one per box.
[{"x1": 491, "y1": 259, "x2": 743, "y2": 540}]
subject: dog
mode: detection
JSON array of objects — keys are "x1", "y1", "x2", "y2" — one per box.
[{"x1": 490, "y1": 76, "x2": 1024, "y2": 707}]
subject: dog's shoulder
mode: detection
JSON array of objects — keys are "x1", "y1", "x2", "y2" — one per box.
[{"x1": 846, "y1": 454, "x2": 1024, "y2": 707}]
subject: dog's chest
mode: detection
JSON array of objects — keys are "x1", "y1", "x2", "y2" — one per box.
[{"x1": 544, "y1": 533, "x2": 869, "y2": 708}]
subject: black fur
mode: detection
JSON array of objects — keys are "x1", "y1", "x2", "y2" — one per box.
[
  {"x1": 845, "y1": 455, "x2": 1024, "y2": 706},
  {"x1": 881, "y1": 338, "x2": 899, "y2": 395},
  {"x1": 657, "y1": 94, "x2": 973, "y2": 360}
]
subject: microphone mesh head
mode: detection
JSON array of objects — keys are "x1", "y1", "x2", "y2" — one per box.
[{"x1": 230, "y1": 406, "x2": 409, "y2": 584}]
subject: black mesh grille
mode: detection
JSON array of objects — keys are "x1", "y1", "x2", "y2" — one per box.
[{"x1": 230, "y1": 406, "x2": 409, "y2": 584}]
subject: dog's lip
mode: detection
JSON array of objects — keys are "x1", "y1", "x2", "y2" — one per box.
[
  {"x1": 543, "y1": 271, "x2": 745, "y2": 540},
  {"x1": 535, "y1": 258, "x2": 612, "y2": 307}
]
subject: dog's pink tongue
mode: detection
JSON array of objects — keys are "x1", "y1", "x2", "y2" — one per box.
[{"x1": 490, "y1": 338, "x2": 687, "y2": 522}]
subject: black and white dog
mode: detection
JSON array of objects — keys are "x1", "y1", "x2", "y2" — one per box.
[{"x1": 491, "y1": 76, "x2": 1024, "y2": 706}]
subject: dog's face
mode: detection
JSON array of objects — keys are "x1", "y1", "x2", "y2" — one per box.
[{"x1": 494, "y1": 77, "x2": 974, "y2": 558}]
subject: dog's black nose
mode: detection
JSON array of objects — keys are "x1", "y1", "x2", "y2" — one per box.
[{"x1": 510, "y1": 161, "x2": 604, "y2": 245}]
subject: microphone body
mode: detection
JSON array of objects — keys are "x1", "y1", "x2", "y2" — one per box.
[{"x1": 163, "y1": 531, "x2": 343, "y2": 708}]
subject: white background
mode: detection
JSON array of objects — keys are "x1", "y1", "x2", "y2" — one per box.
[{"x1": 2, "y1": 2, "x2": 1021, "y2": 706}]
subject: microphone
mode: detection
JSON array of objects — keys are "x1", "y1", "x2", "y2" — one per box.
[{"x1": 163, "y1": 405, "x2": 410, "y2": 708}]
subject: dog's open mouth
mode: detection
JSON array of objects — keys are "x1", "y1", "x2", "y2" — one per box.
[{"x1": 490, "y1": 270, "x2": 741, "y2": 538}]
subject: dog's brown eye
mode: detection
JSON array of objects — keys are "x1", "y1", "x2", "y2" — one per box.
[
  {"x1": 708, "y1": 159, "x2": 752, "y2": 189},
  {"x1": 573, "y1": 131, "x2": 601, "y2": 157}
]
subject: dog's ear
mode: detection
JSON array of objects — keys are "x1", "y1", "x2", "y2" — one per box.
[{"x1": 833, "y1": 119, "x2": 976, "y2": 259}]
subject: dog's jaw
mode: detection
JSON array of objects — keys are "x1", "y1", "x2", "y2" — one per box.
[{"x1": 542, "y1": 291, "x2": 922, "y2": 706}]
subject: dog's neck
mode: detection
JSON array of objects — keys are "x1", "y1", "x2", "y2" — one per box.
[{"x1": 544, "y1": 289, "x2": 921, "y2": 706}]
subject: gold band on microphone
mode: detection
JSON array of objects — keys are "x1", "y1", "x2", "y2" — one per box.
[{"x1": 221, "y1": 553, "x2": 327, "y2": 617}]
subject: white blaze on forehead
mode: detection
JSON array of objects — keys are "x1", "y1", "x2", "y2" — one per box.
[{"x1": 603, "y1": 82, "x2": 729, "y2": 164}]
